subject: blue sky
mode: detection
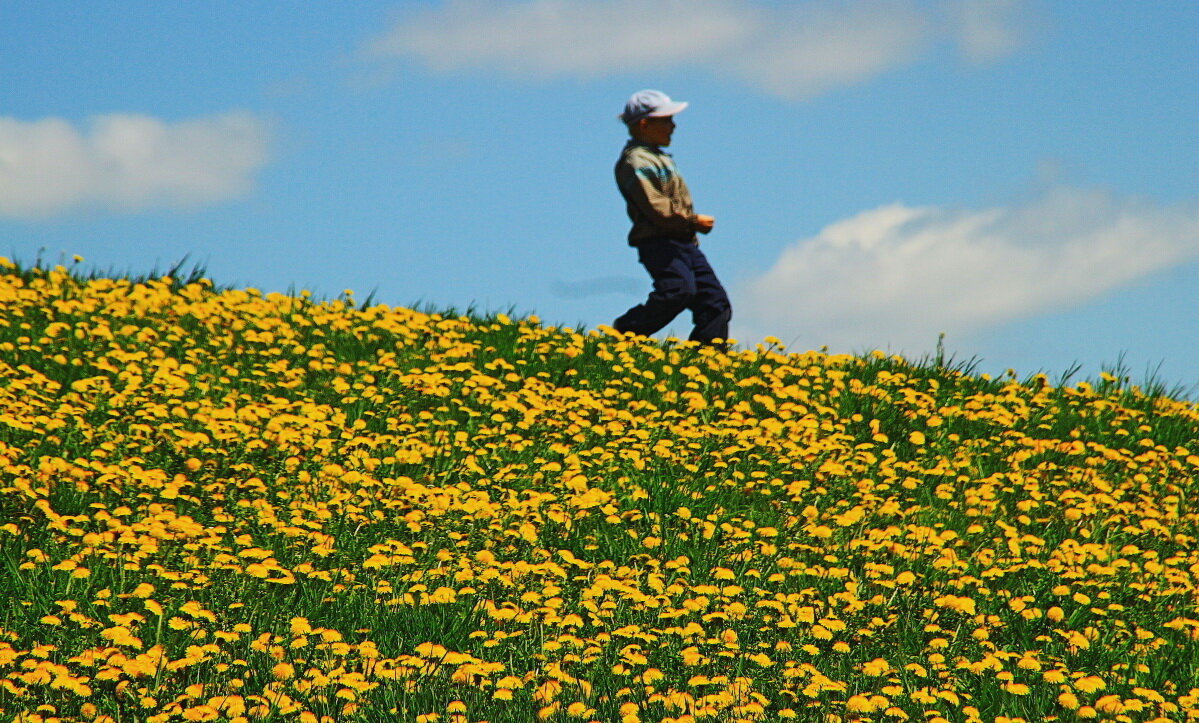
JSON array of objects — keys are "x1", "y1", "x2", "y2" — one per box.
[{"x1": 3, "y1": 1, "x2": 1197, "y2": 387}]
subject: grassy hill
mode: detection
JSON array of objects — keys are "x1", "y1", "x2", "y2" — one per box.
[{"x1": 1, "y1": 261, "x2": 1197, "y2": 722}]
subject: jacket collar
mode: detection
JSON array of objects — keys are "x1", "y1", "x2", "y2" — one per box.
[{"x1": 625, "y1": 139, "x2": 669, "y2": 154}]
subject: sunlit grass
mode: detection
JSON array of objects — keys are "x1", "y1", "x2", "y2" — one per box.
[{"x1": 0, "y1": 259, "x2": 1196, "y2": 722}]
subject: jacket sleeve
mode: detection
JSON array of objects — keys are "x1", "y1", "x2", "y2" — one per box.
[{"x1": 615, "y1": 158, "x2": 698, "y2": 238}]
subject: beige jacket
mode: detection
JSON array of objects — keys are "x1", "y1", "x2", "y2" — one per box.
[{"x1": 614, "y1": 141, "x2": 699, "y2": 246}]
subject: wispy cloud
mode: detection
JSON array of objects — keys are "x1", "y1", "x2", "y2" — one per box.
[
  {"x1": 731, "y1": 2, "x2": 933, "y2": 100},
  {"x1": 366, "y1": 0, "x2": 755, "y2": 78},
  {"x1": 0, "y1": 112, "x2": 271, "y2": 220},
  {"x1": 950, "y1": 0, "x2": 1036, "y2": 63},
  {"x1": 735, "y1": 188, "x2": 1199, "y2": 351},
  {"x1": 364, "y1": 0, "x2": 1034, "y2": 100}
]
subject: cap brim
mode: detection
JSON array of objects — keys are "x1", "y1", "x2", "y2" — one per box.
[{"x1": 646, "y1": 101, "x2": 688, "y2": 117}]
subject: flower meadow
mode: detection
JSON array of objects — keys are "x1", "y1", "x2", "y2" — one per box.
[{"x1": 1, "y1": 261, "x2": 1198, "y2": 723}]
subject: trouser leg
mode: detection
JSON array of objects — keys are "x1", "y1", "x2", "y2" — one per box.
[
  {"x1": 685, "y1": 245, "x2": 732, "y2": 344},
  {"x1": 614, "y1": 240, "x2": 696, "y2": 337}
]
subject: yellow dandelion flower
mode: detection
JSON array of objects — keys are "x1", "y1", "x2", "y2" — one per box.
[
  {"x1": 1074, "y1": 676, "x2": 1105, "y2": 694},
  {"x1": 1042, "y1": 669, "x2": 1067, "y2": 684},
  {"x1": 245, "y1": 563, "x2": 271, "y2": 578},
  {"x1": 181, "y1": 706, "x2": 219, "y2": 722},
  {"x1": 565, "y1": 701, "x2": 588, "y2": 717},
  {"x1": 100, "y1": 625, "x2": 143, "y2": 649},
  {"x1": 179, "y1": 601, "x2": 216, "y2": 622},
  {"x1": 846, "y1": 694, "x2": 876, "y2": 713},
  {"x1": 680, "y1": 647, "x2": 704, "y2": 665},
  {"x1": 1094, "y1": 695, "x2": 1123, "y2": 715},
  {"x1": 1062, "y1": 629, "x2": 1090, "y2": 649},
  {"x1": 862, "y1": 658, "x2": 890, "y2": 676}
]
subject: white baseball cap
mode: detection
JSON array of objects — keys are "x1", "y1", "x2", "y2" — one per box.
[{"x1": 620, "y1": 89, "x2": 688, "y2": 125}]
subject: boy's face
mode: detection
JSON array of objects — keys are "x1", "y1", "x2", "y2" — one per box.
[{"x1": 632, "y1": 115, "x2": 676, "y2": 146}]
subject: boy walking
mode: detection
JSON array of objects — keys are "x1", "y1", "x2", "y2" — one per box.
[{"x1": 613, "y1": 89, "x2": 732, "y2": 346}]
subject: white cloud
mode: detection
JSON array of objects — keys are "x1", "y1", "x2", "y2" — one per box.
[
  {"x1": 731, "y1": 2, "x2": 933, "y2": 100},
  {"x1": 0, "y1": 112, "x2": 271, "y2": 219},
  {"x1": 950, "y1": 0, "x2": 1033, "y2": 63},
  {"x1": 734, "y1": 188, "x2": 1199, "y2": 352},
  {"x1": 366, "y1": 0, "x2": 756, "y2": 78},
  {"x1": 364, "y1": 0, "x2": 1033, "y2": 100}
]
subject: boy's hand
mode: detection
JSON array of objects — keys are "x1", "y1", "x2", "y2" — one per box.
[{"x1": 695, "y1": 214, "x2": 715, "y2": 234}]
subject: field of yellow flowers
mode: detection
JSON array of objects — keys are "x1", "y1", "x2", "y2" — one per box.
[{"x1": 1, "y1": 260, "x2": 1198, "y2": 723}]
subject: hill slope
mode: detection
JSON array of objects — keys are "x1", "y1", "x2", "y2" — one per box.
[{"x1": 1, "y1": 263, "x2": 1197, "y2": 722}]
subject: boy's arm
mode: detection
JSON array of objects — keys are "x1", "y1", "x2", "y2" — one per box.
[{"x1": 616, "y1": 160, "x2": 701, "y2": 238}]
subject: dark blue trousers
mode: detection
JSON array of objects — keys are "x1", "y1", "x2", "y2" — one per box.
[{"x1": 614, "y1": 238, "x2": 731, "y2": 344}]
